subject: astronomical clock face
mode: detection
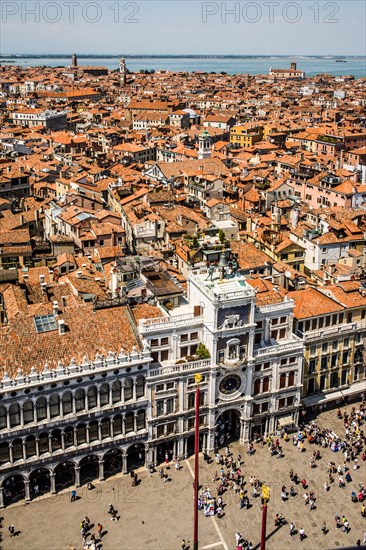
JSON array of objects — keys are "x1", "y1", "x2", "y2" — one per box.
[{"x1": 219, "y1": 374, "x2": 242, "y2": 395}]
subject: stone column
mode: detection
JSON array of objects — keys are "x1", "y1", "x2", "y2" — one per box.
[
  {"x1": 133, "y1": 381, "x2": 137, "y2": 402},
  {"x1": 248, "y1": 329, "x2": 255, "y2": 360},
  {"x1": 20, "y1": 406, "x2": 24, "y2": 427},
  {"x1": 61, "y1": 432, "x2": 65, "y2": 451},
  {"x1": 98, "y1": 422, "x2": 102, "y2": 441},
  {"x1": 50, "y1": 472, "x2": 56, "y2": 494},
  {"x1": 97, "y1": 389, "x2": 101, "y2": 410},
  {"x1": 264, "y1": 317, "x2": 271, "y2": 343},
  {"x1": 178, "y1": 377, "x2": 184, "y2": 413},
  {"x1": 98, "y1": 459, "x2": 104, "y2": 481},
  {"x1": 24, "y1": 479, "x2": 31, "y2": 502},
  {"x1": 0, "y1": 486, "x2": 4, "y2": 508},
  {"x1": 22, "y1": 440, "x2": 27, "y2": 461},
  {"x1": 75, "y1": 466, "x2": 81, "y2": 487},
  {"x1": 122, "y1": 454, "x2": 127, "y2": 474},
  {"x1": 35, "y1": 437, "x2": 40, "y2": 458},
  {"x1": 46, "y1": 400, "x2": 51, "y2": 420},
  {"x1": 6, "y1": 409, "x2": 10, "y2": 431},
  {"x1": 122, "y1": 415, "x2": 126, "y2": 436},
  {"x1": 86, "y1": 425, "x2": 90, "y2": 444},
  {"x1": 9, "y1": 442, "x2": 13, "y2": 464}
]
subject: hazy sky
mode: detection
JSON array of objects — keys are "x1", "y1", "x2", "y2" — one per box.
[{"x1": 1, "y1": 0, "x2": 365, "y2": 55}]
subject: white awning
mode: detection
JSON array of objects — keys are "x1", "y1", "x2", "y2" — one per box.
[{"x1": 277, "y1": 415, "x2": 294, "y2": 427}]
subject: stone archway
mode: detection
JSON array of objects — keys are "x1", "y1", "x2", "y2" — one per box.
[
  {"x1": 54, "y1": 461, "x2": 75, "y2": 492},
  {"x1": 126, "y1": 443, "x2": 146, "y2": 471},
  {"x1": 79, "y1": 454, "x2": 99, "y2": 485},
  {"x1": 29, "y1": 468, "x2": 51, "y2": 498},
  {"x1": 215, "y1": 408, "x2": 241, "y2": 448},
  {"x1": 2, "y1": 474, "x2": 25, "y2": 506},
  {"x1": 104, "y1": 448, "x2": 123, "y2": 479}
]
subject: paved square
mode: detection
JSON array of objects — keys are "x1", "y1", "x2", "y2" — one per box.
[{"x1": 2, "y1": 404, "x2": 365, "y2": 550}]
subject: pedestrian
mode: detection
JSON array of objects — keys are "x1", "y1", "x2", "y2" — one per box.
[
  {"x1": 181, "y1": 540, "x2": 187, "y2": 550},
  {"x1": 235, "y1": 532, "x2": 242, "y2": 546},
  {"x1": 321, "y1": 522, "x2": 327, "y2": 535},
  {"x1": 165, "y1": 452, "x2": 169, "y2": 464},
  {"x1": 299, "y1": 527, "x2": 306, "y2": 541},
  {"x1": 363, "y1": 532, "x2": 366, "y2": 544},
  {"x1": 289, "y1": 522, "x2": 296, "y2": 536},
  {"x1": 175, "y1": 460, "x2": 180, "y2": 471},
  {"x1": 8, "y1": 525, "x2": 15, "y2": 537},
  {"x1": 70, "y1": 489, "x2": 76, "y2": 502},
  {"x1": 309, "y1": 498, "x2": 315, "y2": 511},
  {"x1": 97, "y1": 523, "x2": 103, "y2": 537}
]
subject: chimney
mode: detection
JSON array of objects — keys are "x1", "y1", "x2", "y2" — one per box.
[
  {"x1": 61, "y1": 296, "x2": 67, "y2": 307},
  {"x1": 290, "y1": 62, "x2": 297, "y2": 71},
  {"x1": 19, "y1": 213, "x2": 25, "y2": 225},
  {"x1": 53, "y1": 300, "x2": 59, "y2": 316},
  {"x1": 58, "y1": 319, "x2": 66, "y2": 334}
]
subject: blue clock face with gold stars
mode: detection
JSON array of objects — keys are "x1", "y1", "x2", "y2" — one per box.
[{"x1": 219, "y1": 374, "x2": 241, "y2": 394}]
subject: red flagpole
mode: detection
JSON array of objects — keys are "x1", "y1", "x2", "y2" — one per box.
[
  {"x1": 260, "y1": 485, "x2": 270, "y2": 550},
  {"x1": 193, "y1": 379, "x2": 200, "y2": 550},
  {"x1": 260, "y1": 501, "x2": 267, "y2": 550}
]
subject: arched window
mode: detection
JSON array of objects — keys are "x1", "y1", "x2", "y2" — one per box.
[
  {"x1": 51, "y1": 429, "x2": 62, "y2": 452},
  {"x1": 9, "y1": 404, "x2": 20, "y2": 427},
  {"x1": 101, "y1": 418, "x2": 110, "y2": 439},
  {"x1": 100, "y1": 384, "x2": 110, "y2": 407},
  {"x1": 188, "y1": 393, "x2": 195, "y2": 409},
  {"x1": 12, "y1": 439, "x2": 23, "y2": 461},
  {"x1": 112, "y1": 381, "x2": 121, "y2": 404},
  {"x1": 87, "y1": 386, "x2": 97, "y2": 410},
  {"x1": 89, "y1": 421, "x2": 98, "y2": 442},
  {"x1": 136, "y1": 376, "x2": 145, "y2": 399},
  {"x1": 0, "y1": 442, "x2": 9, "y2": 465},
  {"x1": 76, "y1": 424, "x2": 87, "y2": 446},
  {"x1": 0, "y1": 405, "x2": 7, "y2": 429},
  {"x1": 25, "y1": 436, "x2": 36, "y2": 458},
  {"x1": 279, "y1": 373, "x2": 286, "y2": 389},
  {"x1": 38, "y1": 433, "x2": 49, "y2": 455},
  {"x1": 75, "y1": 389, "x2": 85, "y2": 412},
  {"x1": 136, "y1": 410, "x2": 146, "y2": 431},
  {"x1": 64, "y1": 427, "x2": 74, "y2": 448},
  {"x1": 49, "y1": 395, "x2": 60, "y2": 418},
  {"x1": 253, "y1": 379, "x2": 261, "y2": 396},
  {"x1": 36, "y1": 398, "x2": 47, "y2": 421},
  {"x1": 23, "y1": 401, "x2": 34, "y2": 424},
  {"x1": 125, "y1": 412, "x2": 134, "y2": 433},
  {"x1": 124, "y1": 378, "x2": 133, "y2": 401},
  {"x1": 62, "y1": 392, "x2": 73, "y2": 415},
  {"x1": 113, "y1": 415, "x2": 122, "y2": 436}
]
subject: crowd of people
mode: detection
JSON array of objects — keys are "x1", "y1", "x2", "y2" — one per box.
[{"x1": 205, "y1": 400, "x2": 366, "y2": 549}]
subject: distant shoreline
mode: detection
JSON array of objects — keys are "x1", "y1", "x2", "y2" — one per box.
[{"x1": 1, "y1": 54, "x2": 365, "y2": 59}]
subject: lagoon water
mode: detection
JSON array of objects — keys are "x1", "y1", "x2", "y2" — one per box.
[{"x1": 1, "y1": 56, "x2": 365, "y2": 78}]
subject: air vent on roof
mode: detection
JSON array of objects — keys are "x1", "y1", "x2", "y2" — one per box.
[{"x1": 76, "y1": 271, "x2": 83, "y2": 278}]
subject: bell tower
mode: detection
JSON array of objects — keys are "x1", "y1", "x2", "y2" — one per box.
[
  {"x1": 119, "y1": 57, "x2": 127, "y2": 86},
  {"x1": 71, "y1": 53, "x2": 77, "y2": 68},
  {"x1": 198, "y1": 129, "x2": 212, "y2": 160}
]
